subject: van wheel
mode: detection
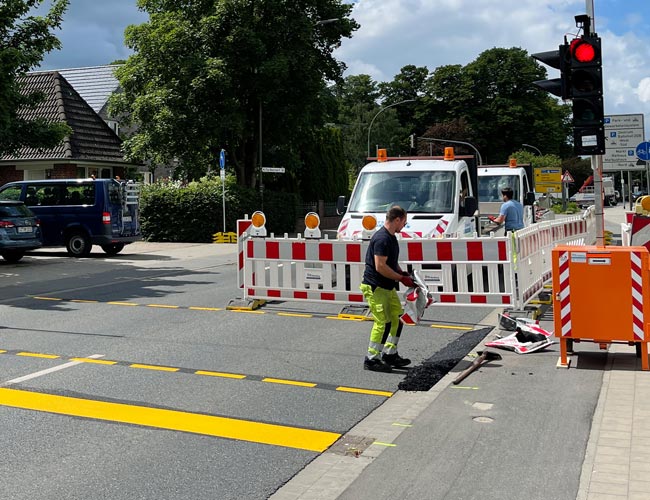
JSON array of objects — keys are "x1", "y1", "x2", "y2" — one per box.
[
  {"x1": 1, "y1": 251, "x2": 25, "y2": 263},
  {"x1": 66, "y1": 231, "x2": 91, "y2": 257},
  {"x1": 101, "y1": 243, "x2": 125, "y2": 256}
]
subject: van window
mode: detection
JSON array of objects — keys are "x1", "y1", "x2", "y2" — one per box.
[
  {"x1": 108, "y1": 182, "x2": 121, "y2": 205},
  {"x1": 0, "y1": 186, "x2": 22, "y2": 201}
]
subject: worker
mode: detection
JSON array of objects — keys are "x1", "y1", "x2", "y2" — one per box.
[
  {"x1": 489, "y1": 187, "x2": 524, "y2": 232},
  {"x1": 360, "y1": 205, "x2": 416, "y2": 372}
]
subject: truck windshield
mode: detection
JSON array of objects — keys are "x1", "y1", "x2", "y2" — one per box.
[
  {"x1": 348, "y1": 171, "x2": 456, "y2": 213},
  {"x1": 478, "y1": 175, "x2": 520, "y2": 202}
]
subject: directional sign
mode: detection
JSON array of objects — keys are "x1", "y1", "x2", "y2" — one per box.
[
  {"x1": 636, "y1": 142, "x2": 650, "y2": 162},
  {"x1": 219, "y1": 149, "x2": 226, "y2": 169},
  {"x1": 261, "y1": 167, "x2": 285, "y2": 173},
  {"x1": 603, "y1": 114, "x2": 645, "y2": 172}
]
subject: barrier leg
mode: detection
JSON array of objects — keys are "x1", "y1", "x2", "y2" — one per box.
[
  {"x1": 558, "y1": 338, "x2": 570, "y2": 369},
  {"x1": 642, "y1": 342, "x2": 649, "y2": 371}
]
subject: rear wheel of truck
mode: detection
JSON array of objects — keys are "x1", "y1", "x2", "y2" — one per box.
[
  {"x1": 101, "y1": 243, "x2": 125, "y2": 256},
  {"x1": 66, "y1": 231, "x2": 91, "y2": 257}
]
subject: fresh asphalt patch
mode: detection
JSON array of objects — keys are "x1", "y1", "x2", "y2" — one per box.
[{"x1": 398, "y1": 327, "x2": 492, "y2": 391}]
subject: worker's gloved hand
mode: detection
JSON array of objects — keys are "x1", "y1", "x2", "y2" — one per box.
[
  {"x1": 400, "y1": 274, "x2": 416, "y2": 288},
  {"x1": 488, "y1": 215, "x2": 498, "y2": 222}
]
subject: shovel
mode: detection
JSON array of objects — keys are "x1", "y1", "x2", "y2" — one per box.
[{"x1": 452, "y1": 350, "x2": 502, "y2": 385}]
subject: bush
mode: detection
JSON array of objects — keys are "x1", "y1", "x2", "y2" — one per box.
[{"x1": 140, "y1": 177, "x2": 299, "y2": 242}]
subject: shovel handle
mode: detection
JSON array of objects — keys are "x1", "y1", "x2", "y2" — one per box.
[{"x1": 452, "y1": 352, "x2": 487, "y2": 385}]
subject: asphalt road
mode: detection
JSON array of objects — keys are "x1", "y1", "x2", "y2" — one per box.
[{"x1": 0, "y1": 242, "x2": 496, "y2": 500}]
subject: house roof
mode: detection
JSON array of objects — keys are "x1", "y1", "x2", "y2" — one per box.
[
  {"x1": 1, "y1": 71, "x2": 127, "y2": 163},
  {"x1": 57, "y1": 65, "x2": 121, "y2": 115}
]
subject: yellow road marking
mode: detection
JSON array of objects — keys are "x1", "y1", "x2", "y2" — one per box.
[
  {"x1": 336, "y1": 386, "x2": 393, "y2": 398},
  {"x1": 70, "y1": 358, "x2": 118, "y2": 365},
  {"x1": 32, "y1": 296, "x2": 61, "y2": 301},
  {"x1": 0, "y1": 388, "x2": 340, "y2": 452},
  {"x1": 107, "y1": 301, "x2": 139, "y2": 307},
  {"x1": 195, "y1": 370, "x2": 246, "y2": 380},
  {"x1": 325, "y1": 316, "x2": 365, "y2": 322},
  {"x1": 229, "y1": 309, "x2": 265, "y2": 314},
  {"x1": 429, "y1": 324, "x2": 473, "y2": 331},
  {"x1": 373, "y1": 441, "x2": 397, "y2": 447},
  {"x1": 146, "y1": 304, "x2": 180, "y2": 309},
  {"x1": 277, "y1": 312, "x2": 313, "y2": 318},
  {"x1": 130, "y1": 363, "x2": 179, "y2": 372},
  {"x1": 0, "y1": 350, "x2": 6, "y2": 354},
  {"x1": 262, "y1": 378, "x2": 317, "y2": 388},
  {"x1": 189, "y1": 307, "x2": 223, "y2": 311},
  {"x1": 392, "y1": 423, "x2": 413, "y2": 427},
  {"x1": 70, "y1": 299, "x2": 98, "y2": 303},
  {"x1": 17, "y1": 352, "x2": 59, "y2": 359},
  {"x1": 451, "y1": 386, "x2": 479, "y2": 390}
]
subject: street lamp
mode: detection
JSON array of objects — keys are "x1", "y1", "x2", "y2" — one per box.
[
  {"x1": 522, "y1": 143, "x2": 542, "y2": 155},
  {"x1": 417, "y1": 137, "x2": 483, "y2": 166},
  {"x1": 367, "y1": 99, "x2": 416, "y2": 157}
]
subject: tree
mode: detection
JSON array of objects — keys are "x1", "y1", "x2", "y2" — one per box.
[
  {"x1": 0, "y1": 0, "x2": 70, "y2": 155},
  {"x1": 111, "y1": 0, "x2": 358, "y2": 186}
]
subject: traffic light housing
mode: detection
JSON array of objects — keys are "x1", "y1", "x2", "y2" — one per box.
[
  {"x1": 569, "y1": 35, "x2": 604, "y2": 155},
  {"x1": 532, "y1": 44, "x2": 571, "y2": 99}
]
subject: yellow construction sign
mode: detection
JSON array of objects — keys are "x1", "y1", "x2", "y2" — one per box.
[{"x1": 534, "y1": 167, "x2": 562, "y2": 194}]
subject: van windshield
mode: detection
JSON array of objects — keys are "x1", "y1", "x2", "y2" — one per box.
[
  {"x1": 348, "y1": 171, "x2": 456, "y2": 213},
  {"x1": 478, "y1": 175, "x2": 520, "y2": 202}
]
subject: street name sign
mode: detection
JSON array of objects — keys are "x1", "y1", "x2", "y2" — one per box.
[
  {"x1": 603, "y1": 114, "x2": 645, "y2": 172},
  {"x1": 261, "y1": 167, "x2": 285, "y2": 173}
]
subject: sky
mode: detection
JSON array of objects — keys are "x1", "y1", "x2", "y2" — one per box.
[{"x1": 38, "y1": 0, "x2": 650, "y2": 138}]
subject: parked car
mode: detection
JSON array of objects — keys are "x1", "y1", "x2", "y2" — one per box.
[
  {"x1": 0, "y1": 200, "x2": 42, "y2": 262},
  {"x1": 0, "y1": 179, "x2": 140, "y2": 257}
]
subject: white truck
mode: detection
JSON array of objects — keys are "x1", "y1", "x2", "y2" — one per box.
[
  {"x1": 570, "y1": 175, "x2": 617, "y2": 207},
  {"x1": 477, "y1": 163, "x2": 538, "y2": 234},
  {"x1": 336, "y1": 150, "x2": 479, "y2": 239}
]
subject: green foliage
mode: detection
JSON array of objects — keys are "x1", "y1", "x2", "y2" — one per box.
[
  {"x1": 139, "y1": 176, "x2": 298, "y2": 242},
  {"x1": 300, "y1": 127, "x2": 349, "y2": 200},
  {"x1": 0, "y1": 0, "x2": 71, "y2": 155},
  {"x1": 111, "y1": 0, "x2": 358, "y2": 187},
  {"x1": 561, "y1": 156, "x2": 592, "y2": 196}
]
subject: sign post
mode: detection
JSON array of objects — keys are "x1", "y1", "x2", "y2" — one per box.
[{"x1": 220, "y1": 149, "x2": 226, "y2": 233}]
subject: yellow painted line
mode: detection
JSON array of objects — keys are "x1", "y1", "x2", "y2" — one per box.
[
  {"x1": 336, "y1": 386, "x2": 393, "y2": 398},
  {"x1": 195, "y1": 370, "x2": 246, "y2": 380},
  {"x1": 17, "y1": 352, "x2": 59, "y2": 359},
  {"x1": 32, "y1": 296, "x2": 62, "y2": 301},
  {"x1": 277, "y1": 312, "x2": 313, "y2": 318},
  {"x1": 373, "y1": 441, "x2": 397, "y2": 447},
  {"x1": 70, "y1": 358, "x2": 118, "y2": 365},
  {"x1": 262, "y1": 378, "x2": 317, "y2": 388},
  {"x1": 451, "y1": 386, "x2": 479, "y2": 390},
  {"x1": 392, "y1": 423, "x2": 413, "y2": 427},
  {"x1": 325, "y1": 316, "x2": 365, "y2": 322},
  {"x1": 0, "y1": 388, "x2": 340, "y2": 452},
  {"x1": 429, "y1": 324, "x2": 473, "y2": 331},
  {"x1": 146, "y1": 304, "x2": 180, "y2": 309},
  {"x1": 229, "y1": 309, "x2": 265, "y2": 314},
  {"x1": 70, "y1": 299, "x2": 98, "y2": 303},
  {"x1": 189, "y1": 306, "x2": 223, "y2": 311},
  {"x1": 107, "y1": 301, "x2": 139, "y2": 307},
  {"x1": 0, "y1": 350, "x2": 7, "y2": 354},
  {"x1": 130, "y1": 363, "x2": 179, "y2": 372}
]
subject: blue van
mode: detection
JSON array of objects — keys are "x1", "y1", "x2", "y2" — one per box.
[{"x1": 0, "y1": 179, "x2": 141, "y2": 257}]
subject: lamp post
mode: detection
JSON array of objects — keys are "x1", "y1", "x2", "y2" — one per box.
[
  {"x1": 417, "y1": 137, "x2": 483, "y2": 166},
  {"x1": 367, "y1": 99, "x2": 416, "y2": 158},
  {"x1": 522, "y1": 143, "x2": 542, "y2": 156}
]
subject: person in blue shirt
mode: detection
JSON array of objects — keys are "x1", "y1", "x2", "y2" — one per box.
[{"x1": 490, "y1": 187, "x2": 524, "y2": 232}]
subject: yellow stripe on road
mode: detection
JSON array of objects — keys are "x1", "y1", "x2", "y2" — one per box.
[
  {"x1": 146, "y1": 304, "x2": 180, "y2": 309},
  {"x1": 70, "y1": 358, "x2": 118, "y2": 365},
  {"x1": 195, "y1": 370, "x2": 246, "y2": 380},
  {"x1": 429, "y1": 324, "x2": 474, "y2": 331},
  {"x1": 277, "y1": 312, "x2": 313, "y2": 318},
  {"x1": 262, "y1": 378, "x2": 317, "y2": 388},
  {"x1": 189, "y1": 307, "x2": 223, "y2": 311},
  {"x1": 17, "y1": 352, "x2": 59, "y2": 359},
  {"x1": 0, "y1": 388, "x2": 340, "y2": 452},
  {"x1": 32, "y1": 296, "x2": 62, "y2": 301},
  {"x1": 107, "y1": 301, "x2": 139, "y2": 307},
  {"x1": 130, "y1": 363, "x2": 179, "y2": 372},
  {"x1": 336, "y1": 386, "x2": 394, "y2": 398}
]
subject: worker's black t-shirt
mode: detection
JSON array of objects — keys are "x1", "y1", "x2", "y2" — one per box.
[{"x1": 362, "y1": 226, "x2": 399, "y2": 290}]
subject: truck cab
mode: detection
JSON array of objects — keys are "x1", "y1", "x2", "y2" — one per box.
[
  {"x1": 477, "y1": 163, "x2": 536, "y2": 234},
  {"x1": 336, "y1": 150, "x2": 479, "y2": 239}
]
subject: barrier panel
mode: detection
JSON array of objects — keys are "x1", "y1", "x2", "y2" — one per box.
[{"x1": 235, "y1": 207, "x2": 596, "y2": 309}]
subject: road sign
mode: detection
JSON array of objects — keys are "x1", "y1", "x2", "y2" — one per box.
[
  {"x1": 603, "y1": 114, "x2": 645, "y2": 171},
  {"x1": 534, "y1": 167, "x2": 562, "y2": 193},
  {"x1": 219, "y1": 149, "x2": 226, "y2": 169},
  {"x1": 261, "y1": 167, "x2": 285, "y2": 173},
  {"x1": 562, "y1": 171, "x2": 575, "y2": 183},
  {"x1": 636, "y1": 142, "x2": 650, "y2": 162}
]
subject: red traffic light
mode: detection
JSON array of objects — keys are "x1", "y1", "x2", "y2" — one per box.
[{"x1": 570, "y1": 39, "x2": 597, "y2": 63}]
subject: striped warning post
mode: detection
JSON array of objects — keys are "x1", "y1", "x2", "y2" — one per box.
[
  {"x1": 557, "y1": 250, "x2": 571, "y2": 338},
  {"x1": 631, "y1": 251, "x2": 644, "y2": 341},
  {"x1": 237, "y1": 219, "x2": 252, "y2": 289}
]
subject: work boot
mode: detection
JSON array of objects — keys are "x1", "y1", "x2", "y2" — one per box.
[
  {"x1": 382, "y1": 352, "x2": 411, "y2": 368},
  {"x1": 364, "y1": 357, "x2": 392, "y2": 372}
]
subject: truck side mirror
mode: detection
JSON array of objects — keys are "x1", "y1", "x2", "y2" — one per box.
[
  {"x1": 463, "y1": 196, "x2": 478, "y2": 217},
  {"x1": 336, "y1": 195, "x2": 347, "y2": 215},
  {"x1": 524, "y1": 192, "x2": 536, "y2": 206}
]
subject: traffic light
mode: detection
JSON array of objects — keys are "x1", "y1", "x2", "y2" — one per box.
[
  {"x1": 532, "y1": 43, "x2": 571, "y2": 100},
  {"x1": 568, "y1": 35, "x2": 604, "y2": 155}
]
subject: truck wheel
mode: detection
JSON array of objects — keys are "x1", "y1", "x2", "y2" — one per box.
[
  {"x1": 1, "y1": 251, "x2": 25, "y2": 263},
  {"x1": 66, "y1": 231, "x2": 91, "y2": 257},
  {"x1": 101, "y1": 243, "x2": 125, "y2": 256}
]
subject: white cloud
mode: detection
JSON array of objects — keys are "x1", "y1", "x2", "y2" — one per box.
[{"x1": 637, "y1": 78, "x2": 650, "y2": 103}]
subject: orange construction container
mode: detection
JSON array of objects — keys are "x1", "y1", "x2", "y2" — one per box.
[{"x1": 552, "y1": 245, "x2": 650, "y2": 370}]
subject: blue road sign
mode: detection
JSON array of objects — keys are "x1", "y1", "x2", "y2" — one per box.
[
  {"x1": 636, "y1": 142, "x2": 650, "y2": 162},
  {"x1": 219, "y1": 149, "x2": 226, "y2": 169}
]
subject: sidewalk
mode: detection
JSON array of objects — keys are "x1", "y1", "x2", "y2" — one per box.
[{"x1": 272, "y1": 205, "x2": 650, "y2": 500}]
